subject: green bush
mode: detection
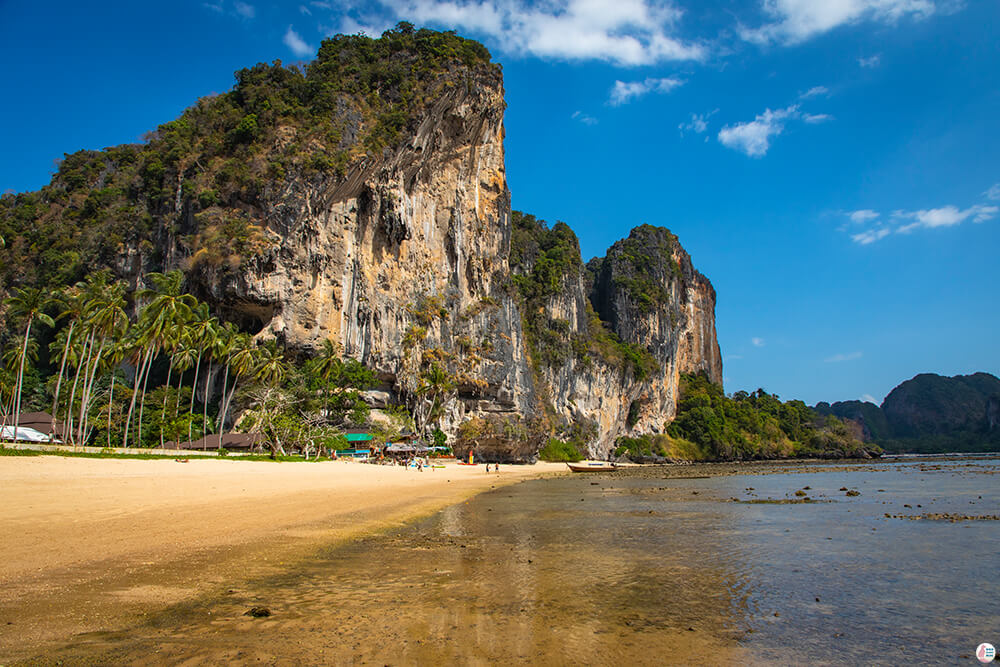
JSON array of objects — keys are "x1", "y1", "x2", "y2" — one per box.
[{"x1": 538, "y1": 437, "x2": 582, "y2": 462}]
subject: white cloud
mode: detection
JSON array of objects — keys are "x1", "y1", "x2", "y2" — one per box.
[
  {"x1": 367, "y1": 0, "x2": 706, "y2": 66},
  {"x1": 742, "y1": 0, "x2": 935, "y2": 46},
  {"x1": 609, "y1": 77, "x2": 684, "y2": 106},
  {"x1": 861, "y1": 393, "x2": 878, "y2": 403},
  {"x1": 800, "y1": 85, "x2": 829, "y2": 99},
  {"x1": 849, "y1": 209, "x2": 880, "y2": 223},
  {"x1": 825, "y1": 351, "x2": 863, "y2": 363},
  {"x1": 718, "y1": 105, "x2": 800, "y2": 157},
  {"x1": 572, "y1": 110, "x2": 598, "y2": 125},
  {"x1": 985, "y1": 183, "x2": 1000, "y2": 201},
  {"x1": 849, "y1": 202, "x2": 997, "y2": 245},
  {"x1": 858, "y1": 54, "x2": 882, "y2": 68},
  {"x1": 851, "y1": 227, "x2": 890, "y2": 244},
  {"x1": 283, "y1": 26, "x2": 314, "y2": 57},
  {"x1": 203, "y1": 1, "x2": 224, "y2": 12},
  {"x1": 803, "y1": 113, "x2": 834, "y2": 123},
  {"x1": 895, "y1": 204, "x2": 999, "y2": 232},
  {"x1": 300, "y1": 5, "x2": 312, "y2": 15},
  {"x1": 752, "y1": 337, "x2": 765, "y2": 347},
  {"x1": 234, "y1": 1, "x2": 255, "y2": 18},
  {"x1": 679, "y1": 109, "x2": 718, "y2": 135}
]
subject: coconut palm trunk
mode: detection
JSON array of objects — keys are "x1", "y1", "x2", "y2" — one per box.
[
  {"x1": 50, "y1": 320, "x2": 75, "y2": 430},
  {"x1": 123, "y1": 346, "x2": 153, "y2": 449},
  {"x1": 11, "y1": 317, "x2": 34, "y2": 439}
]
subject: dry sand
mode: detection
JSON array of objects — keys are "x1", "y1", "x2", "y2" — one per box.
[{"x1": 0, "y1": 455, "x2": 564, "y2": 662}]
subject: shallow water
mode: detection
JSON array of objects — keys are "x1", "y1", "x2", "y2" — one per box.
[{"x1": 39, "y1": 457, "x2": 1000, "y2": 665}]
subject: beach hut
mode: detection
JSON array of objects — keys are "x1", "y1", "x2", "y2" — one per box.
[{"x1": 174, "y1": 433, "x2": 263, "y2": 451}]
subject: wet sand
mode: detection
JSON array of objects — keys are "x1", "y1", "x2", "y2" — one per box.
[{"x1": 0, "y1": 456, "x2": 563, "y2": 662}]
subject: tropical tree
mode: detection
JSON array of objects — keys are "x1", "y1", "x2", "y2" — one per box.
[
  {"x1": 75, "y1": 275, "x2": 128, "y2": 444},
  {"x1": 48, "y1": 285, "x2": 86, "y2": 429},
  {"x1": 217, "y1": 332, "x2": 259, "y2": 437},
  {"x1": 184, "y1": 303, "x2": 217, "y2": 428},
  {"x1": 6, "y1": 287, "x2": 55, "y2": 437},
  {"x1": 414, "y1": 361, "x2": 455, "y2": 435},
  {"x1": 124, "y1": 271, "x2": 196, "y2": 448}
]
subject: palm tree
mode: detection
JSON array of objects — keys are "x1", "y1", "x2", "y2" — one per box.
[
  {"x1": 157, "y1": 317, "x2": 193, "y2": 448},
  {"x1": 207, "y1": 322, "x2": 237, "y2": 439},
  {"x1": 6, "y1": 287, "x2": 55, "y2": 438},
  {"x1": 49, "y1": 286, "x2": 86, "y2": 429},
  {"x1": 217, "y1": 332, "x2": 258, "y2": 441},
  {"x1": 76, "y1": 276, "x2": 128, "y2": 445},
  {"x1": 103, "y1": 340, "x2": 128, "y2": 449},
  {"x1": 415, "y1": 362, "x2": 455, "y2": 436},
  {"x1": 170, "y1": 337, "x2": 198, "y2": 444},
  {"x1": 185, "y1": 304, "x2": 217, "y2": 427},
  {"x1": 124, "y1": 271, "x2": 195, "y2": 448}
]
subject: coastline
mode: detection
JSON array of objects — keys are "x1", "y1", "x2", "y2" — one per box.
[{"x1": 0, "y1": 456, "x2": 565, "y2": 662}]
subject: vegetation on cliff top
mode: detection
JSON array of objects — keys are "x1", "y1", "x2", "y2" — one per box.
[
  {"x1": 0, "y1": 24, "x2": 495, "y2": 295},
  {"x1": 616, "y1": 373, "x2": 877, "y2": 461},
  {"x1": 588, "y1": 224, "x2": 683, "y2": 315},
  {"x1": 509, "y1": 210, "x2": 658, "y2": 381}
]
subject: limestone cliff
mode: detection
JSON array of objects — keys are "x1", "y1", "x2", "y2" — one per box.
[{"x1": 0, "y1": 27, "x2": 723, "y2": 458}]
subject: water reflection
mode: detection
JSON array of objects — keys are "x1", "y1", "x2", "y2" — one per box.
[{"x1": 42, "y1": 458, "x2": 1000, "y2": 665}]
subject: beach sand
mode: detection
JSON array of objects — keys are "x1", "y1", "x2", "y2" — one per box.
[{"x1": 0, "y1": 456, "x2": 564, "y2": 662}]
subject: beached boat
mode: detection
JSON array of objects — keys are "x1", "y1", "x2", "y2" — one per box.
[{"x1": 567, "y1": 461, "x2": 617, "y2": 473}]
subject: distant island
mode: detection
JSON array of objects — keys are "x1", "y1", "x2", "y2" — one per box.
[{"x1": 815, "y1": 372, "x2": 1000, "y2": 454}]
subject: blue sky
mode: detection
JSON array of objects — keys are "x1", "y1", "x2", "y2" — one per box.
[{"x1": 1, "y1": 0, "x2": 997, "y2": 405}]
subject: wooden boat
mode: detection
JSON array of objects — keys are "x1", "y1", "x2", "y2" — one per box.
[{"x1": 567, "y1": 461, "x2": 617, "y2": 473}]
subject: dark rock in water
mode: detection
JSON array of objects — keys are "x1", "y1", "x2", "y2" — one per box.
[
  {"x1": 845, "y1": 490, "x2": 860, "y2": 496},
  {"x1": 244, "y1": 607, "x2": 271, "y2": 618}
]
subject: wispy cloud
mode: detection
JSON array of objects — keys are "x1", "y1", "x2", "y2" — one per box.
[
  {"x1": 572, "y1": 110, "x2": 598, "y2": 125},
  {"x1": 849, "y1": 209, "x2": 880, "y2": 223},
  {"x1": 800, "y1": 85, "x2": 829, "y2": 99},
  {"x1": 803, "y1": 113, "x2": 834, "y2": 124},
  {"x1": 858, "y1": 54, "x2": 882, "y2": 68},
  {"x1": 861, "y1": 393, "x2": 878, "y2": 403},
  {"x1": 349, "y1": 0, "x2": 706, "y2": 66},
  {"x1": 284, "y1": 26, "x2": 314, "y2": 57},
  {"x1": 985, "y1": 183, "x2": 1000, "y2": 201},
  {"x1": 751, "y1": 337, "x2": 765, "y2": 347},
  {"x1": 718, "y1": 105, "x2": 800, "y2": 157},
  {"x1": 851, "y1": 227, "x2": 890, "y2": 245},
  {"x1": 846, "y1": 201, "x2": 999, "y2": 244},
  {"x1": 679, "y1": 109, "x2": 718, "y2": 136},
  {"x1": 896, "y1": 205, "x2": 999, "y2": 232},
  {"x1": 825, "y1": 351, "x2": 862, "y2": 363},
  {"x1": 609, "y1": 77, "x2": 684, "y2": 106},
  {"x1": 741, "y1": 1, "x2": 935, "y2": 46}
]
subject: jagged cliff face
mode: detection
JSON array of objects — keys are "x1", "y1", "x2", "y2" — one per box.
[
  {"x1": 519, "y1": 225, "x2": 722, "y2": 453},
  {"x1": 185, "y1": 66, "x2": 541, "y2": 422},
  {"x1": 1, "y1": 30, "x2": 724, "y2": 459},
  {"x1": 159, "y1": 72, "x2": 722, "y2": 456}
]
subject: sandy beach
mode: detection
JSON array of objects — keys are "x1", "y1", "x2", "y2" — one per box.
[{"x1": 0, "y1": 455, "x2": 564, "y2": 662}]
